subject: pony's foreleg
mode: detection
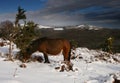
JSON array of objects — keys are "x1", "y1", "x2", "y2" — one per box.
[
  {"x1": 63, "y1": 52, "x2": 69, "y2": 62},
  {"x1": 43, "y1": 53, "x2": 50, "y2": 63}
]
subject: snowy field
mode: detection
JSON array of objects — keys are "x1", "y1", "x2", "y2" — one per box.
[{"x1": 0, "y1": 42, "x2": 120, "y2": 83}]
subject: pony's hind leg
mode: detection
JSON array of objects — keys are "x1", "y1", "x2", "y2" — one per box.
[
  {"x1": 63, "y1": 49, "x2": 69, "y2": 62},
  {"x1": 63, "y1": 46, "x2": 71, "y2": 62},
  {"x1": 43, "y1": 53, "x2": 50, "y2": 63}
]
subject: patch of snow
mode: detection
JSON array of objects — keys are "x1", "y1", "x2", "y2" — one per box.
[
  {"x1": 77, "y1": 24, "x2": 102, "y2": 30},
  {"x1": 38, "y1": 25, "x2": 52, "y2": 29},
  {"x1": 0, "y1": 44, "x2": 120, "y2": 83},
  {"x1": 53, "y1": 28, "x2": 64, "y2": 30}
]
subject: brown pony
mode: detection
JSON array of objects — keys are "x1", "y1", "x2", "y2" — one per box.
[{"x1": 23, "y1": 37, "x2": 71, "y2": 63}]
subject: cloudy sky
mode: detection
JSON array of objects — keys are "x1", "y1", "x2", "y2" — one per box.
[{"x1": 0, "y1": 0, "x2": 120, "y2": 28}]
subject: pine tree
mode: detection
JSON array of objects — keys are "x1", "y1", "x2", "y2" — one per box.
[
  {"x1": 14, "y1": 21, "x2": 40, "y2": 60},
  {"x1": 15, "y1": 21, "x2": 39, "y2": 51},
  {"x1": 15, "y1": 6, "x2": 26, "y2": 27}
]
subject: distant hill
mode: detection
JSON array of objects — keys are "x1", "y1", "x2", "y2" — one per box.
[{"x1": 40, "y1": 26, "x2": 120, "y2": 53}]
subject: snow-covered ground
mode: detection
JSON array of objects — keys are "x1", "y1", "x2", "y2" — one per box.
[{"x1": 0, "y1": 44, "x2": 120, "y2": 83}]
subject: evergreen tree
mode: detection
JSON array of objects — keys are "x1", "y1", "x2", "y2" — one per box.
[
  {"x1": 15, "y1": 21, "x2": 39, "y2": 51},
  {"x1": 14, "y1": 21, "x2": 40, "y2": 60},
  {"x1": 15, "y1": 6, "x2": 26, "y2": 27}
]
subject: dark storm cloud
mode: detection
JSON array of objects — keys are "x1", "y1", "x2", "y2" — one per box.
[
  {"x1": 84, "y1": 7, "x2": 120, "y2": 20},
  {"x1": 44, "y1": 0, "x2": 119, "y2": 14},
  {"x1": 40, "y1": 0, "x2": 100, "y2": 15},
  {"x1": 31, "y1": 0, "x2": 119, "y2": 28},
  {"x1": 0, "y1": 0, "x2": 120, "y2": 28}
]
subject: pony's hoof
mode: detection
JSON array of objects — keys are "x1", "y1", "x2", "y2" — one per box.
[{"x1": 44, "y1": 61, "x2": 50, "y2": 63}]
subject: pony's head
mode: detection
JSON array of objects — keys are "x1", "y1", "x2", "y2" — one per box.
[{"x1": 23, "y1": 40, "x2": 39, "y2": 62}]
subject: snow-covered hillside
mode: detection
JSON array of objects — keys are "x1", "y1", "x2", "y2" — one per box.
[
  {"x1": 37, "y1": 24, "x2": 102, "y2": 31},
  {"x1": 38, "y1": 25, "x2": 52, "y2": 29},
  {"x1": 76, "y1": 25, "x2": 102, "y2": 30},
  {"x1": 0, "y1": 43, "x2": 120, "y2": 83}
]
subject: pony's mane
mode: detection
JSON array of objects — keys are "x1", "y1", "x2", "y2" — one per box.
[
  {"x1": 38, "y1": 37, "x2": 48, "y2": 41},
  {"x1": 28, "y1": 37, "x2": 48, "y2": 47}
]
